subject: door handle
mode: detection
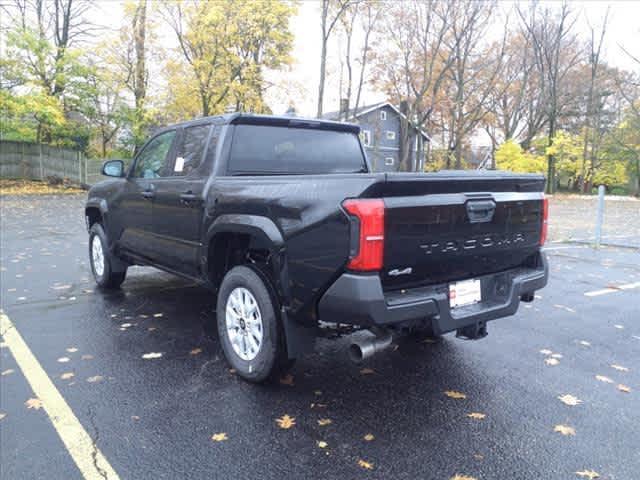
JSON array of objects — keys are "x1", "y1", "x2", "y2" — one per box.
[
  {"x1": 180, "y1": 192, "x2": 197, "y2": 204},
  {"x1": 141, "y1": 190, "x2": 155, "y2": 199}
]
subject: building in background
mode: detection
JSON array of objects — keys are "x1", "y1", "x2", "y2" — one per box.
[{"x1": 322, "y1": 101, "x2": 430, "y2": 172}]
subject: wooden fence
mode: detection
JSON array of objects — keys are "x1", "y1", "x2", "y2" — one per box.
[{"x1": 0, "y1": 140, "x2": 104, "y2": 185}]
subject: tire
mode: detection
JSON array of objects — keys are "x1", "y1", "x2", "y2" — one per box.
[
  {"x1": 216, "y1": 265, "x2": 290, "y2": 383},
  {"x1": 89, "y1": 223, "x2": 127, "y2": 289}
]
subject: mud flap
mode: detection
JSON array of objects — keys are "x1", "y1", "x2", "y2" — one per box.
[{"x1": 281, "y1": 308, "x2": 316, "y2": 359}]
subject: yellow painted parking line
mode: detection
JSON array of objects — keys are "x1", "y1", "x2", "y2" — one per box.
[{"x1": 0, "y1": 312, "x2": 120, "y2": 480}]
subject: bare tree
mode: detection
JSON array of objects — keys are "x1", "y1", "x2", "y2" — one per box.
[
  {"x1": 338, "y1": 1, "x2": 358, "y2": 119},
  {"x1": 352, "y1": 1, "x2": 380, "y2": 116},
  {"x1": 484, "y1": 26, "x2": 546, "y2": 155},
  {"x1": 317, "y1": 0, "x2": 351, "y2": 117},
  {"x1": 577, "y1": 9, "x2": 609, "y2": 191},
  {"x1": 442, "y1": 0, "x2": 504, "y2": 169},
  {"x1": 518, "y1": 2, "x2": 582, "y2": 193},
  {"x1": 372, "y1": 0, "x2": 456, "y2": 171}
]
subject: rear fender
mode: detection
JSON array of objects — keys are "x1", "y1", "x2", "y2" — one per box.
[{"x1": 204, "y1": 214, "x2": 289, "y2": 304}]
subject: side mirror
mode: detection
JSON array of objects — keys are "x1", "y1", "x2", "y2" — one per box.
[{"x1": 102, "y1": 160, "x2": 125, "y2": 178}]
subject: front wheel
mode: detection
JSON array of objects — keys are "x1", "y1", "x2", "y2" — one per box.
[
  {"x1": 89, "y1": 223, "x2": 127, "y2": 289},
  {"x1": 216, "y1": 266, "x2": 291, "y2": 383}
]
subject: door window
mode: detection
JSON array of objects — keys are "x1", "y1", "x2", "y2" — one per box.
[
  {"x1": 132, "y1": 130, "x2": 177, "y2": 178},
  {"x1": 173, "y1": 125, "x2": 211, "y2": 176}
]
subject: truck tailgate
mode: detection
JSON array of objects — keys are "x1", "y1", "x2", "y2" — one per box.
[{"x1": 375, "y1": 172, "x2": 545, "y2": 290}]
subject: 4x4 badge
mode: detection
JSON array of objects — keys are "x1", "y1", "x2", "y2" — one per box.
[{"x1": 388, "y1": 267, "x2": 412, "y2": 276}]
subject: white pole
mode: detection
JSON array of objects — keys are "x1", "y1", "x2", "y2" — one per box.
[{"x1": 594, "y1": 185, "x2": 605, "y2": 248}]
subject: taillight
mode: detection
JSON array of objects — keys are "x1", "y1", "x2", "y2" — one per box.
[
  {"x1": 540, "y1": 196, "x2": 549, "y2": 246},
  {"x1": 342, "y1": 198, "x2": 385, "y2": 271}
]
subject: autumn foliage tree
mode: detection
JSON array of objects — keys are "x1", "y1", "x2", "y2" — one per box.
[{"x1": 160, "y1": 0, "x2": 295, "y2": 120}]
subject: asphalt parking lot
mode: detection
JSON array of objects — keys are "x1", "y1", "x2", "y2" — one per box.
[{"x1": 1, "y1": 194, "x2": 639, "y2": 480}]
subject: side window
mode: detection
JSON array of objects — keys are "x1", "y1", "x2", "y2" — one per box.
[
  {"x1": 132, "y1": 130, "x2": 176, "y2": 178},
  {"x1": 173, "y1": 124, "x2": 212, "y2": 176}
]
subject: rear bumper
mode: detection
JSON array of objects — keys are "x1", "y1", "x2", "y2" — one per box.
[{"x1": 317, "y1": 252, "x2": 548, "y2": 334}]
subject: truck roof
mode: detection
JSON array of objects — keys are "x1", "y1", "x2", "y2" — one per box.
[{"x1": 160, "y1": 113, "x2": 361, "y2": 134}]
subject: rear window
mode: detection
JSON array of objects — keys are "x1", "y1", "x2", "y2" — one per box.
[{"x1": 228, "y1": 125, "x2": 366, "y2": 175}]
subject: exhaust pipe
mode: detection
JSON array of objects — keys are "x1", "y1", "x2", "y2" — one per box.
[{"x1": 348, "y1": 328, "x2": 393, "y2": 363}]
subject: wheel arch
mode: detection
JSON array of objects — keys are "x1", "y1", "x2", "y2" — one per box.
[
  {"x1": 205, "y1": 214, "x2": 289, "y2": 306},
  {"x1": 85, "y1": 198, "x2": 108, "y2": 231}
]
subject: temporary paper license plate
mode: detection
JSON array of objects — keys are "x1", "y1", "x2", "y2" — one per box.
[{"x1": 449, "y1": 279, "x2": 481, "y2": 308}]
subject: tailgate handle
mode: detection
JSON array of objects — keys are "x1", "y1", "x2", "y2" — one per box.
[{"x1": 466, "y1": 200, "x2": 496, "y2": 223}]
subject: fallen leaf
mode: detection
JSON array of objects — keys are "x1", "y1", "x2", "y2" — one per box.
[
  {"x1": 611, "y1": 364, "x2": 629, "y2": 372},
  {"x1": 360, "y1": 368, "x2": 375, "y2": 375},
  {"x1": 25, "y1": 398, "x2": 43, "y2": 410},
  {"x1": 545, "y1": 358, "x2": 560, "y2": 366},
  {"x1": 276, "y1": 414, "x2": 296, "y2": 429},
  {"x1": 358, "y1": 459, "x2": 374, "y2": 470},
  {"x1": 142, "y1": 352, "x2": 162, "y2": 360},
  {"x1": 66, "y1": 347, "x2": 78, "y2": 353},
  {"x1": 444, "y1": 390, "x2": 467, "y2": 399},
  {"x1": 317, "y1": 440, "x2": 328, "y2": 448},
  {"x1": 60, "y1": 372, "x2": 75, "y2": 380},
  {"x1": 575, "y1": 470, "x2": 600, "y2": 479},
  {"x1": 558, "y1": 394, "x2": 582, "y2": 406},
  {"x1": 450, "y1": 475, "x2": 477, "y2": 480},
  {"x1": 363, "y1": 433, "x2": 375, "y2": 441},
  {"x1": 1, "y1": 369, "x2": 14, "y2": 376},
  {"x1": 211, "y1": 433, "x2": 228, "y2": 442},
  {"x1": 317, "y1": 418, "x2": 332, "y2": 426},
  {"x1": 539, "y1": 349, "x2": 553, "y2": 355},
  {"x1": 466, "y1": 412, "x2": 486, "y2": 420},
  {"x1": 189, "y1": 348, "x2": 202, "y2": 356},
  {"x1": 279, "y1": 374, "x2": 295, "y2": 386},
  {"x1": 57, "y1": 357, "x2": 70, "y2": 363},
  {"x1": 554, "y1": 424, "x2": 576, "y2": 436},
  {"x1": 617, "y1": 384, "x2": 631, "y2": 393},
  {"x1": 81, "y1": 354, "x2": 94, "y2": 360},
  {"x1": 595, "y1": 375, "x2": 614, "y2": 383},
  {"x1": 87, "y1": 375, "x2": 103, "y2": 383}
]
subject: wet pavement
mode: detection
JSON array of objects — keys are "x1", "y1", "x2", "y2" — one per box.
[{"x1": 1, "y1": 194, "x2": 639, "y2": 480}]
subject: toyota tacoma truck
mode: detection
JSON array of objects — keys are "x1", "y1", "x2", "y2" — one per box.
[{"x1": 86, "y1": 113, "x2": 548, "y2": 382}]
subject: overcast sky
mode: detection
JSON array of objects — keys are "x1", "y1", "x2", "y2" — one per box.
[{"x1": 91, "y1": 1, "x2": 640, "y2": 117}]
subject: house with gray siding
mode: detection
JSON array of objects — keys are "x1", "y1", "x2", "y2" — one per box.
[{"x1": 322, "y1": 101, "x2": 430, "y2": 172}]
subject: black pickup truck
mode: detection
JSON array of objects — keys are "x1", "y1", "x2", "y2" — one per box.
[{"x1": 86, "y1": 114, "x2": 548, "y2": 382}]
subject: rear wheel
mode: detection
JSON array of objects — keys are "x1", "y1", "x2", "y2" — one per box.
[
  {"x1": 217, "y1": 266, "x2": 291, "y2": 383},
  {"x1": 89, "y1": 223, "x2": 127, "y2": 289}
]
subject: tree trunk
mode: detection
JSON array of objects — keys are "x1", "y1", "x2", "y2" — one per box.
[
  {"x1": 546, "y1": 117, "x2": 556, "y2": 194},
  {"x1": 133, "y1": 0, "x2": 147, "y2": 154}
]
